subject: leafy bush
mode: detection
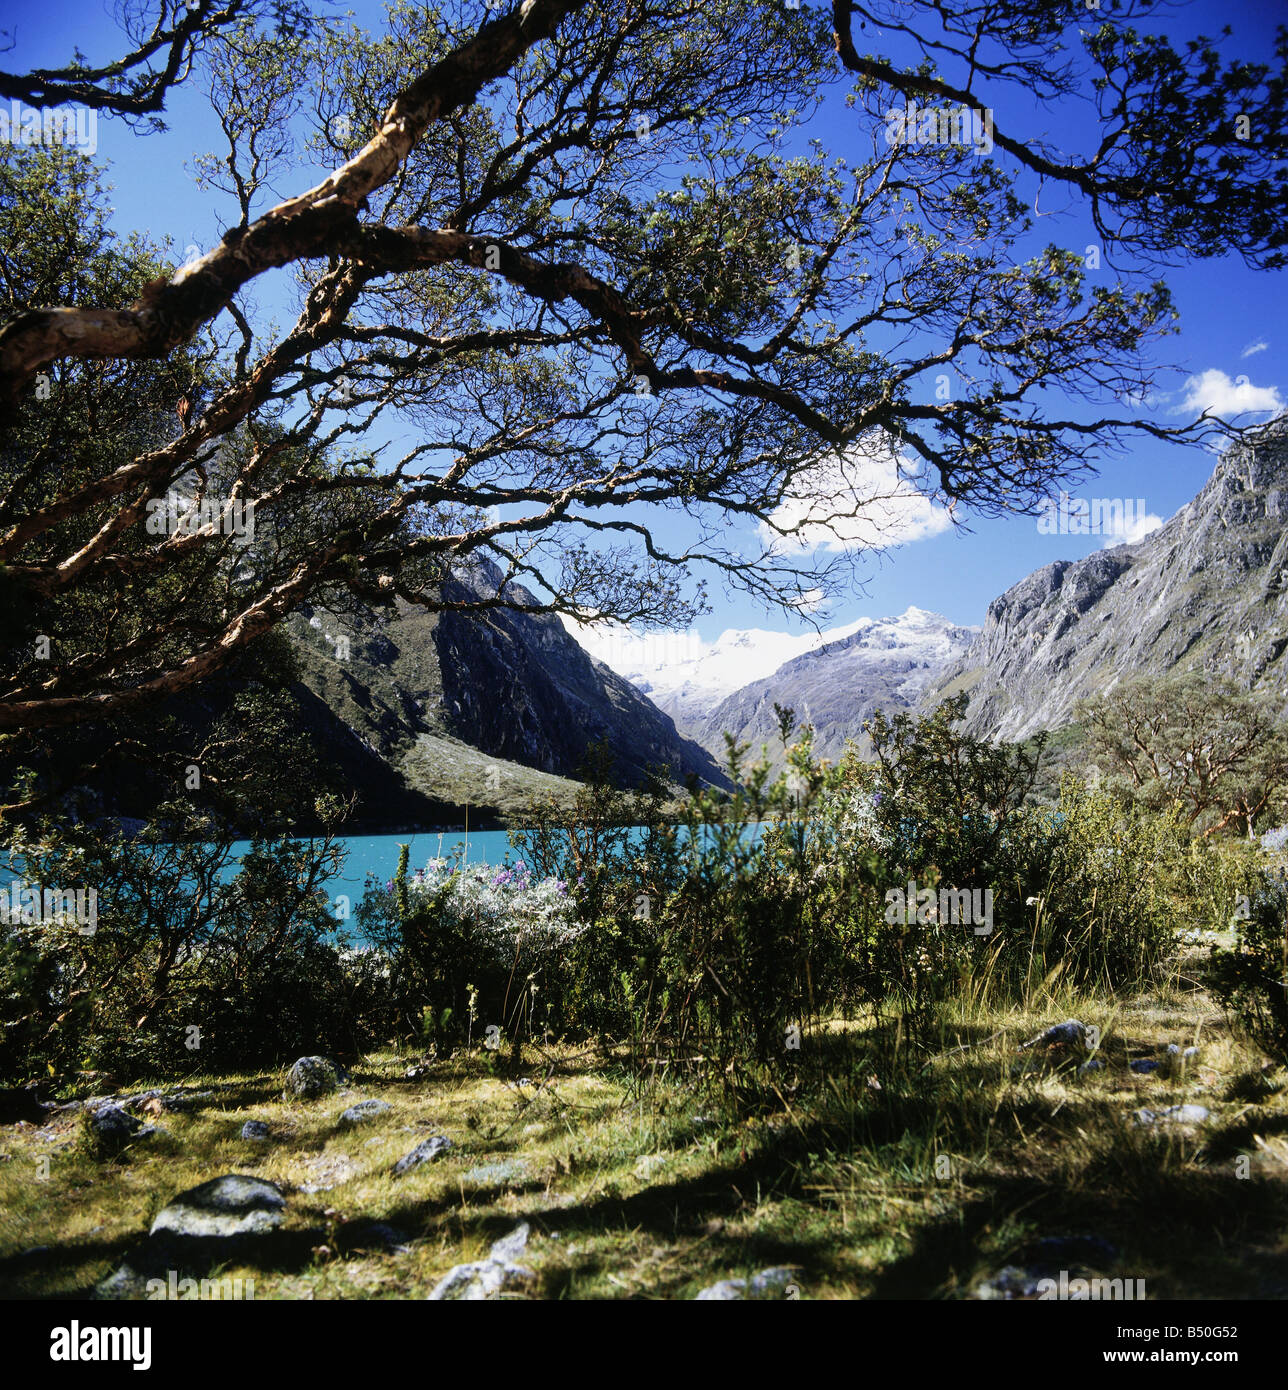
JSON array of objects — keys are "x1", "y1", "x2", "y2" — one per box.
[
  {"x1": 356, "y1": 847, "x2": 584, "y2": 1054},
  {"x1": 515, "y1": 724, "x2": 846, "y2": 1078},
  {"x1": 818, "y1": 700, "x2": 1181, "y2": 1017},
  {"x1": 0, "y1": 803, "x2": 384, "y2": 1083},
  {"x1": 1, "y1": 701, "x2": 1220, "y2": 1093},
  {"x1": 1210, "y1": 861, "x2": 1288, "y2": 1059},
  {"x1": 1006, "y1": 782, "x2": 1181, "y2": 995}
]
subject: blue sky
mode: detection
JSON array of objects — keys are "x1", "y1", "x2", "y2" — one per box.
[{"x1": 6, "y1": 0, "x2": 1285, "y2": 639}]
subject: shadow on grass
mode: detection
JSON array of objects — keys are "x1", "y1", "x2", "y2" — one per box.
[{"x1": 868, "y1": 1163, "x2": 1288, "y2": 1299}]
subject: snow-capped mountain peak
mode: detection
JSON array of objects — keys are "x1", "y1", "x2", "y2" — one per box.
[{"x1": 561, "y1": 607, "x2": 974, "y2": 737}]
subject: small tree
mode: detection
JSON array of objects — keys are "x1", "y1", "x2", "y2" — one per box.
[
  {"x1": 1078, "y1": 676, "x2": 1288, "y2": 839},
  {"x1": 859, "y1": 693, "x2": 1047, "y2": 887}
]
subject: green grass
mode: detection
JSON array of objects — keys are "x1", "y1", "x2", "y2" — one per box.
[{"x1": 2, "y1": 950, "x2": 1286, "y2": 1300}]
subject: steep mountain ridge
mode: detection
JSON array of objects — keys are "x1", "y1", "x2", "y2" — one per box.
[
  {"x1": 290, "y1": 556, "x2": 732, "y2": 817},
  {"x1": 604, "y1": 617, "x2": 872, "y2": 732},
  {"x1": 920, "y1": 418, "x2": 1288, "y2": 740}
]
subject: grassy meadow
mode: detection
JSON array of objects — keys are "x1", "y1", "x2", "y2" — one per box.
[{"x1": 4, "y1": 927, "x2": 1286, "y2": 1301}]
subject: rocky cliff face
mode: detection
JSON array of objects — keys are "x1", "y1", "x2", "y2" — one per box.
[
  {"x1": 292, "y1": 557, "x2": 731, "y2": 801},
  {"x1": 689, "y1": 608, "x2": 978, "y2": 763},
  {"x1": 430, "y1": 561, "x2": 730, "y2": 787},
  {"x1": 920, "y1": 417, "x2": 1288, "y2": 740}
]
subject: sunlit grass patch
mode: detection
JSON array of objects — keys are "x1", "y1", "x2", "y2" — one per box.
[{"x1": 1, "y1": 981, "x2": 1286, "y2": 1300}]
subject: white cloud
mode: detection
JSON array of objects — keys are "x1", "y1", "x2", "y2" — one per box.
[
  {"x1": 1101, "y1": 509, "x2": 1163, "y2": 548},
  {"x1": 1241, "y1": 340, "x2": 1269, "y2": 359},
  {"x1": 788, "y1": 587, "x2": 829, "y2": 616},
  {"x1": 561, "y1": 617, "x2": 707, "y2": 678},
  {"x1": 1176, "y1": 368, "x2": 1283, "y2": 419},
  {"x1": 560, "y1": 612, "x2": 872, "y2": 705},
  {"x1": 757, "y1": 435, "x2": 953, "y2": 555}
]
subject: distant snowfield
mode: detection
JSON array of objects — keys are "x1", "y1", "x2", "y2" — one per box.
[{"x1": 561, "y1": 607, "x2": 967, "y2": 728}]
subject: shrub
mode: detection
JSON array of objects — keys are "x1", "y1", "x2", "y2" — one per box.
[
  {"x1": 820, "y1": 702, "x2": 1181, "y2": 1016},
  {"x1": 0, "y1": 803, "x2": 380, "y2": 1082},
  {"x1": 554, "y1": 724, "x2": 837, "y2": 1078},
  {"x1": 1004, "y1": 782, "x2": 1181, "y2": 995},
  {"x1": 1210, "y1": 859, "x2": 1288, "y2": 1059},
  {"x1": 356, "y1": 848, "x2": 584, "y2": 1054}
]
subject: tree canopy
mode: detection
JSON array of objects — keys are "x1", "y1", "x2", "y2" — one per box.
[
  {"x1": 0, "y1": 0, "x2": 1284, "y2": 734},
  {"x1": 1079, "y1": 674, "x2": 1288, "y2": 837}
]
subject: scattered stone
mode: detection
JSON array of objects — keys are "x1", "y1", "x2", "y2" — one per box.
[
  {"x1": 86, "y1": 1104, "x2": 162, "y2": 1154},
  {"x1": 490, "y1": 1224, "x2": 531, "y2": 1264},
  {"x1": 162, "y1": 1090, "x2": 213, "y2": 1112},
  {"x1": 151, "y1": 1175, "x2": 286, "y2": 1239},
  {"x1": 1078, "y1": 1059, "x2": 1105, "y2": 1074},
  {"x1": 462, "y1": 1158, "x2": 529, "y2": 1186},
  {"x1": 975, "y1": 1265, "x2": 1043, "y2": 1300},
  {"x1": 100, "y1": 1176, "x2": 298, "y2": 1297},
  {"x1": 695, "y1": 1266, "x2": 799, "y2": 1300},
  {"x1": 241, "y1": 1120, "x2": 270, "y2": 1142},
  {"x1": 974, "y1": 1236, "x2": 1119, "y2": 1300},
  {"x1": 1130, "y1": 1059, "x2": 1162, "y2": 1074},
  {"x1": 1134, "y1": 1104, "x2": 1210, "y2": 1127},
  {"x1": 100, "y1": 1175, "x2": 286, "y2": 1296},
  {"x1": 1183, "y1": 1047, "x2": 1199, "y2": 1059},
  {"x1": 126, "y1": 1089, "x2": 214, "y2": 1114},
  {"x1": 1020, "y1": 1020, "x2": 1086, "y2": 1050},
  {"x1": 298, "y1": 1153, "x2": 360, "y2": 1193},
  {"x1": 393, "y1": 1134, "x2": 452, "y2": 1176},
  {"x1": 284, "y1": 1056, "x2": 341, "y2": 1100},
  {"x1": 95, "y1": 1267, "x2": 147, "y2": 1295},
  {"x1": 428, "y1": 1223, "x2": 535, "y2": 1300},
  {"x1": 89, "y1": 1105, "x2": 141, "y2": 1141},
  {"x1": 339, "y1": 1099, "x2": 391, "y2": 1126}
]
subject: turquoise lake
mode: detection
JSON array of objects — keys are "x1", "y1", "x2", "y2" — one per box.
[
  {"x1": 229, "y1": 821, "x2": 767, "y2": 911},
  {"x1": 237, "y1": 827, "x2": 532, "y2": 903},
  {"x1": 3, "y1": 823, "x2": 770, "y2": 938}
]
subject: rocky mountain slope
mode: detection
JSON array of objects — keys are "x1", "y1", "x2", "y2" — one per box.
[
  {"x1": 15, "y1": 558, "x2": 733, "y2": 835},
  {"x1": 291, "y1": 557, "x2": 731, "y2": 820},
  {"x1": 590, "y1": 616, "x2": 872, "y2": 734},
  {"x1": 920, "y1": 417, "x2": 1288, "y2": 740},
  {"x1": 682, "y1": 608, "x2": 978, "y2": 764}
]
